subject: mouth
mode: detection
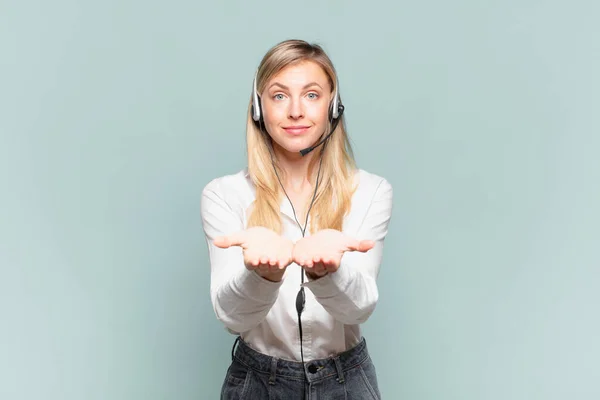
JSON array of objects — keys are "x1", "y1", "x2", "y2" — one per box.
[{"x1": 283, "y1": 125, "x2": 311, "y2": 135}]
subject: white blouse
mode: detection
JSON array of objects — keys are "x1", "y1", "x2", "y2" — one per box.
[{"x1": 200, "y1": 167, "x2": 393, "y2": 362}]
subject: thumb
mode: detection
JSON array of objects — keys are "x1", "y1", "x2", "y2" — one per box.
[
  {"x1": 213, "y1": 231, "x2": 246, "y2": 248},
  {"x1": 346, "y1": 239, "x2": 375, "y2": 253},
  {"x1": 357, "y1": 240, "x2": 375, "y2": 252}
]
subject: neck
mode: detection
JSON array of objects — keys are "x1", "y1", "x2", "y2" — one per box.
[{"x1": 272, "y1": 144, "x2": 320, "y2": 192}]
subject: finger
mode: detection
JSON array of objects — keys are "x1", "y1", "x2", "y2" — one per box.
[
  {"x1": 278, "y1": 252, "x2": 291, "y2": 269},
  {"x1": 267, "y1": 257, "x2": 284, "y2": 272},
  {"x1": 322, "y1": 255, "x2": 335, "y2": 266},
  {"x1": 345, "y1": 239, "x2": 375, "y2": 253},
  {"x1": 244, "y1": 259, "x2": 259, "y2": 270},
  {"x1": 213, "y1": 231, "x2": 247, "y2": 248},
  {"x1": 313, "y1": 256, "x2": 332, "y2": 274},
  {"x1": 258, "y1": 264, "x2": 270, "y2": 272},
  {"x1": 323, "y1": 256, "x2": 340, "y2": 272},
  {"x1": 298, "y1": 257, "x2": 313, "y2": 268},
  {"x1": 259, "y1": 256, "x2": 274, "y2": 272},
  {"x1": 278, "y1": 256, "x2": 290, "y2": 269},
  {"x1": 358, "y1": 240, "x2": 375, "y2": 252},
  {"x1": 245, "y1": 251, "x2": 261, "y2": 268},
  {"x1": 250, "y1": 258, "x2": 261, "y2": 267},
  {"x1": 313, "y1": 262, "x2": 326, "y2": 275}
]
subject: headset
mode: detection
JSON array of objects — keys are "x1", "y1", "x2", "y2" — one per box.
[{"x1": 249, "y1": 67, "x2": 345, "y2": 373}]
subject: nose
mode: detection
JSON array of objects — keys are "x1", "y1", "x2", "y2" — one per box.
[{"x1": 288, "y1": 98, "x2": 304, "y2": 119}]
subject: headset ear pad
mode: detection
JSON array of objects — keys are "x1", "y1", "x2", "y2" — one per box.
[
  {"x1": 330, "y1": 97, "x2": 344, "y2": 121},
  {"x1": 252, "y1": 73, "x2": 262, "y2": 124},
  {"x1": 252, "y1": 97, "x2": 262, "y2": 124},
  {"x1": 329, "y1": 81, "x2": 344, "y2": 120}
]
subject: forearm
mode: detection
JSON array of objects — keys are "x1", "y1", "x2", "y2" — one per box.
[
  {"x1": 304, "y1": 177, "x2": 393, "y2": 325},
  {"x1": 202, "y1": 184, "x2": 284, "y2": 333},
  {"x1": 211, "y1": 266, "x2": 283, "y2": 333},
  {"x1": 303, "y1": 258, "x2": 379, "y2": 325}
]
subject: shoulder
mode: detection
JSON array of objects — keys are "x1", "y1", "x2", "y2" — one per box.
[
  {"x1": 354, "y1": 168, "x2": 393, "y2": 200},
  {"x1": 343, "y1": 169, "x2": 393, "y2": 235},
  {"x1": 201, "y1": 168, "x2": 252, "y2": 214},
  {"x1": 202, "y1": 168, "x2": 248, "y2": 196}
]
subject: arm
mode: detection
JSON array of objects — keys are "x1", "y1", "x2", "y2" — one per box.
[
  {"x1": 200, "y1": 181, "x2": 283, "y2": 333},
  {"x1": 301, "y1": 178, "x2": 393, "y2": 325}
]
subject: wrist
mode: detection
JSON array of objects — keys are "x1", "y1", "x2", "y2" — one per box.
[
  {"x1": 306, "y1": 270, "x2": 327, "y2": 280},
  {"x1": 256, "y1": 269, "x2": 285, "y2": 282}
]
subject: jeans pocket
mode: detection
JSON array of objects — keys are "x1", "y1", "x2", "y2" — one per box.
[
  {"x1": 358, "y1": 360, "x2": 382, "y2": 400},
  {"x1": 221, "y1": 360, "x2": 250, "y2": 399}
]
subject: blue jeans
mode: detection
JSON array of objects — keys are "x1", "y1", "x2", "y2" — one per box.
[{"x1": 221, "y1": 336, "x2": 382, "y2": 399}]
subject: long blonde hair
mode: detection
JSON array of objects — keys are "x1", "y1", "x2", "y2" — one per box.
[{"x1": 246, "y1": 39, "x2": 358, "y2": 235}]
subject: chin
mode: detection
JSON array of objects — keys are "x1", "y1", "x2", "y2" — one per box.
[{"x1": 274, "y1": 136, "x2": 319, "y2": 155}]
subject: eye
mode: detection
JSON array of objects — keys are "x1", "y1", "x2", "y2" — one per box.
[
  {"x1": 273, "y1": 93, "x2": 285, "y2": 100},
  {"x1": 307, "y1": 92, "x2": 319, "y2": 99}
]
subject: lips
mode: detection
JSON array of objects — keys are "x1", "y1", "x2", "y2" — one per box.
[{"x1": 283, "y1": 125, "x2": 310, "y2": 135}]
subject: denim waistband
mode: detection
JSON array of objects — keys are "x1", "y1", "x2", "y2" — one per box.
[{"x1": 231, "y1": 336, "x2": 371, "y2": 383}]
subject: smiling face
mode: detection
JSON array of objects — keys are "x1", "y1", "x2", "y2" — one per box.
[{"x1": 259, "y1": 61, "x2": 333, "y2": 158}]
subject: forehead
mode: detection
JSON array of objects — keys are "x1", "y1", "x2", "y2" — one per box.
[{"x1": 267, "y1": 61, "x2": 330, "y2": 88}]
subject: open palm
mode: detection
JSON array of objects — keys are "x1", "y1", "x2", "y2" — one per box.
[
  {"x1": 213, "y1": 226, "x2": 294, "y2": 281},
  {"x1": 292, "y1": 229, "x2": 374, "y2": 277}
]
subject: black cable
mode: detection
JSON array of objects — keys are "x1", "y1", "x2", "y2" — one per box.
[
  {"x1": 264, "y1": 129, "x2": 327, "y2": 374},
  {"x1": 270, "y1": 145, "x2": 325, "y2": 367},
  {"x1": 258, "y1": 115, "x2": 330, "y2": 380}
]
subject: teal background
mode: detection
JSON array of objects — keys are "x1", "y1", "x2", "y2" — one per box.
[{"x1": 1, "y1": 0, "x2": 599, "y2": 399}]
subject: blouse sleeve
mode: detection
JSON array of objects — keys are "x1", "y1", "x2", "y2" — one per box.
[
  {"x1": 200, "y1": 179, "x2": 283, "y2": 333},
  {"x1": 301, "y1": 177, "x2": 393, "y2": 325}
]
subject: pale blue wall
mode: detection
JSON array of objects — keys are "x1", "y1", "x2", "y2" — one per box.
[{"x1": 1, "y1": 0, "x2": 599, "y2": 399}]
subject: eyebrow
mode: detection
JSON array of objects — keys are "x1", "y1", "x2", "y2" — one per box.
[{"x1": 267, "y1": 82, "x2": 323, "y2": 91}]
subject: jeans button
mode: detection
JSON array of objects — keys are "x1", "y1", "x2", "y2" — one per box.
[{"x1": 307, "y1": 364, "x2": 318, "y2": 373}]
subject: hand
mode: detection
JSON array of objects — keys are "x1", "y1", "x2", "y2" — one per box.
[
  {"x1": 292, "y1": 229, "x2": 375, "y2": 278},
  {"x1": 213, "y1": 227, "x2": 294, "y2": 282}
]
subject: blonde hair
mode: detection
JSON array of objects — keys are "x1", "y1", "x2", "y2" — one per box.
[{"x1": 245, "y1": 39, "x2": 357, "y2": 235}]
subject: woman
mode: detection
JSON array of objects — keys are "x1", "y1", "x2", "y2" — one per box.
[{"x1": 201, "y1": 39, "x2": 393, "y2": 399}]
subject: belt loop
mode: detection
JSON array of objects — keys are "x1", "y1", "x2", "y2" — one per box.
[
  {"x1": 333, "y1": 356, "x2": 345, "y2": 383},
  {"x1": 231, "y1": 336, "x2": 241, "y2": 361},
  {"x1": 268, "y1": 357, "x2": 278, "y2": 385}
]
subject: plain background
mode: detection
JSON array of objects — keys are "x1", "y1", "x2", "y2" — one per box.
[{"x1": 1, "y1": 0, "x2": 599, "y2": 399}]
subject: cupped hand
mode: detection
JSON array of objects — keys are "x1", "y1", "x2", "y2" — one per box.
[
  {"x1": 292, "y1": 229, "x2": 375, "y2": 278},
  {"x1": 213, "y1": 226, "x2": 294, "y2": 282}
]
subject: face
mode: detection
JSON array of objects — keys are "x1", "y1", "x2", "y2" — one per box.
[{"x1": 259, "y1": 61, "x2": 332, "y2": 158}]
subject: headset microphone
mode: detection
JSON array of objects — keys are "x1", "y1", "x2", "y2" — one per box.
[{"x1": 299, "y1": 104, "x2": 344, "y2": 156}]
